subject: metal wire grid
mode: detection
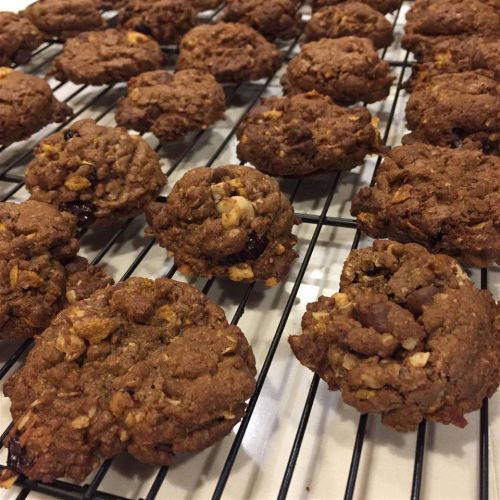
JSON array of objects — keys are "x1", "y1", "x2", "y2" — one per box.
[{"x1": 0, "y1": 2, "x2": 494, "y2": 499}]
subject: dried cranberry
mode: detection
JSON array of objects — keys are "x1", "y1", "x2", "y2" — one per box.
[
  {"x1": 63, "y1": 129, "x2": 80, "y2": 140},
  {"x1": 60, "y1": 200, "x2": 96, "y2": 227},
  {"x1": 7, "y1": 433, "x2": 34, "y2": 473},
  {"x1": 134, "y1": 24, "x2": 153, "y2": 36},
  {"x1": 225, "y1": 233, "x2": 268, "y2": 264}
]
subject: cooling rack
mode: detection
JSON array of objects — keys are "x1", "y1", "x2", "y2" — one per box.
[{"x1": 0, "y1": 2, "x2": 498, "y2": 499}]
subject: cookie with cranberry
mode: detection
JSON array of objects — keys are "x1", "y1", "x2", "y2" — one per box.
[
  {"x1": 237, "y1": 91, "x2": 383, "y2": 176},
  {"x1": 3, "y1": 277, "x2": 256, "y2": 482},
  {"x1": 49, "y1": 29, "x2": 163, "y2": 85},
  {"x1": 115, "y1": 69, "x2": 226, "y2": 143},
  {"x1": 281, "y1": 37, "x2": 394, "y2": 105},
  {"x1": 176, "y1": 22, "x2": 283, "y2": 83},
  {"x1": 289, "y1": 240, "x2": 500, "y2": 432},
  {"x1": 146, "y1": 165, "x2": 298, "y2": 285},
  {"x1": 25, "y1": 119, "x2": 167, "y2": 227}
]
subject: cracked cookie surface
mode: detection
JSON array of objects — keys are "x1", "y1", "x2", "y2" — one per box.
[
  {"x1": 146, "y1": 165, "x2": 298, "y2": 284},
  {"x1": 289, "y1": 240, "x2": 500, "y2": 432},
  {"x1": 25, "y1": 119, "x2": 167, "y2": 227}
]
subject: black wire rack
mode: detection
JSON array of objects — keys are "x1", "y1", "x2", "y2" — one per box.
[{"x1": 0, "y1": 2, "x2": 494, "y2": 499}]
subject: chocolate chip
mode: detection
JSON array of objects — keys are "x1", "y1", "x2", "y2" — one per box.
[
  {"x1": 7, "y1": 433, "x2": 34, "y2": 473},
  {"x1": 134, "y1": 24, "x2": 153, "y2": 36},
  {"x1": 225, "y1": 233, "x2": 268, "y2": 264},
  {"x1": 405, "y1": 285, "x2": 439, "y2": 316},
  {"x1": 60, "y1": 200, "x2": 96, "y2": 227},
  {"x1": 63, "y1": 129, "x2": 80, "y2": 141}
]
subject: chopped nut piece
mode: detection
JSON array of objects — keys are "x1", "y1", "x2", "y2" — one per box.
[
  {"x1": 9, "y1": 265, "x2": 18, "y2": 287},
  {"x1": 126, "y1": 31, "x2": 150, "y2": 44},
  {"x1": 408, "y1": 352, "x2": 430, "y2": 368},
  {"x1": 222, "y1": 411, "x2": 236, "y2": 420},
  {"x1": 0, "y1": 67, "x2": 13, "y2": 79},
  {"x1": 342, "y1": 353, "x2": 357, "y2": 370},
  {"x1": 355, "y1": 389, "x2": 376, "y2": 399},
  {"x1": 228, "y1": 264, "x2": 255, "y2": 281},
  {"x1": 66, "y1": 289, "x2": 77, "y2": 304},
  {"x1": 71, "y1": 416, "x2": 90, "y2": 429},
  {"x1": 402, "y1": 337, "x2": 418, "y2": 350}
]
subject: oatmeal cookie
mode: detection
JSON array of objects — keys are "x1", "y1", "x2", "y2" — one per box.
[
  {"x1": 352, "y1": 144, "x2": 500, "y2": 267},
  {"x1": 0, "y1": 12, "x2": 43, "y2": 67},
  {"x1": 190, "y1": 0, "x2": 222, "y2": 10},
  {"x1": 0, "y1": 200, "x2": 112, "y2": 341},
  {"x1": 176, "y1": 23, "x2": 283, "y2": 83},
  {"x1": 236, "y1": 91, "x2": 383, "y2": 176},
  {"x1": 402, "y1": 0, "x2": 500, "y2": 59},
  {"x1": 3, "y1": 277, "x2": 256, "y2": 482},
  {"x1": 281, "y1": 37, "x2": 394, "y2": 105},
  {"x1": 289, "y1": 240, "x2": 500, "y2": 432},
  {"x1": 49, "y1": 29, "x2": 163, "y2": 85},
  {"x1": 223, "y1": 0, "x2": 302, "y2": 41},
  {"x1": 25, "y1": 119, "x2": 167, "y2": 227},
  {"x1": 312, "y1": 0, "x2": 402, "y2": 14},
  {"x1": 146, "y1": 165, "x2": 298, "y2": 284},
  {"x1": 115, "y1": 69, "x2": 226, "y2": 143},
  {"x1": 305, "y1": 2, "x2": 393, "y2": 49},
  {"x1": 23, "y1": 0, "x2": 105, "y2": 40},
  {"x1": 406, "y1": 37, "x2": 500, "y2": 91},
  {"x1": 403, "y1": 71, "x2": 500, "y2": 154},
  {"x1": 119, "y1": 0, "x2": 196, "y2": 45},
  {"x1": 0, "y1": 68, "x2": 72, "y2": 147}
]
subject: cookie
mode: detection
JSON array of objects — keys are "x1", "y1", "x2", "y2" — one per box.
[
  {"x1": 146, "y1": 165, "x2": 298, "y2": 284},
  {"x1": 119, "y1": 0, "x2": 196, "y2": 45},
  {"x1": 223, "y1": 0, "x2": 302, "y2": 41},
  {"x1": 289, "y1": 240, "x2": 500, "y2": 432},
  {"x1": 406, "y1": 37, "x2": 500, "y2": 91},
  {"x1": 402, "y1": 0, "x2": 500, "y2": 59},
  {"x1": 3, "y1": 277, "x2": 256, "y2": 483},
  {"x1": 97, "y1": 0, "x2": 128, "y2": 9},
  {"x1": 176, "y1": 22, "x2": 283, "y2": 83},
  {"x1": 312, "y1": 0, "x2": 402, "y2": 14},
  {"x1": 0, "y1": 12, "x2": 43, "y2": 67},
  {"x1": 0, "y1": 200, "x2": 112, "y2": 341},
  {"x1": 49, "y1": 29, "x2": 163, "y2": 85},
  {"x1": 403, "y1": 71, "x2": 500, "y2": 154},
  {"x1": 352, "y1": 144, "x2": 500, "y2": 267},
  {"x1": 115, "y1": 69, "x2": 226, "y2": 143},
  {"x1": 0, "y1": 68, "x2": 72, "y2": 147},
  {"x1": 25, "y1": 119, "x2": 167, "y2": 227},
  {"x1": 281, "y1": 37, "x2": 394, "y2": 105},
  {"x1": 305, "y1": 2, "x2": 393, "y2": 49},
  {"x1": 190, "y1": 0, "x2": 222, "y2": 10},
  {"x1": 236, "y1": 91, "x2": 383, "y2": 176},
  {"x1": 23, "y1": 0, "x2": 105, "y2": 40}
]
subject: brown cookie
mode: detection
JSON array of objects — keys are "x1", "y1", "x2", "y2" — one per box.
[
  {"x1": 0, "y1": 68, "x2": 72, "y2": 147},
  {"x1": 305, "y1": 2, "x2": 394, "y2": 49},
  {"x1": 352, "y1": 144, "x2": 500, "y2": 267},
  {"x1": 312, "y1": 0, "x2": 402, "y2": 14},
  {"x1": 97, "y1": 0, "x2": 128, "y2": 9},
  {"x1": 0, "y1": 11, "x2": 43, "y2": 66},
  {"x1": 146, "y1": 165, "x2": 298, "y2": 285},
  {"x1": 289, "y1": 240, "x2": 500, "y2": 432},
  {"x1": 281, "y1": 37, "x2": 394, "y2": 105},
  {"x1": 115, "y1": 69, "x2": 226, "y2": 143},
  {"x1": 176, "y1": 22, "x2": 283, "y2": 83},
  {"x1": 406, "y1": 37, "x2": 500, "y2": 91},
  {"x1": 402, "y1": 0, "x2": 500, "y2": 59},
  {"x1": 236, "y1": 91, "x2": 383, "y2": 176},
  {"x1": 49, "y1": 29, "x2": 163, "y2": 85},
  {"x1": 3, "y1": 277, "x2": 256, "y2": 482},
  {"x1": 223, "y1": 0, "x2": 302, "y2": 41},
  {"x1": 119, "y1": 0, "x2": 196, "y2": 45},
  {"x1": 25, "y1": 119, "x2": 167, "y2": 227},
  {"x1": 403, "y1": 71, "x2": 500, "y2": 154},
  {"x1": 190, "y1": 0, "x2": 222, "y2": 10},
  {"x1": 23, "y1": 0, "x2": 105, "y2": 40},
  {"x1": 0, "y1": 200, "x2": 112, "y2": 341}
]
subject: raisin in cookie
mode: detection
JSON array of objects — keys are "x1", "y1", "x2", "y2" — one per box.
[
  {"x1": 49, "y1": 29, "x2": 163, "y2": 85},
  {"x1": 115, "y1": 69, "x2": 226, "y2": 143},
  {"x1": 312, "y1": 0, "x2": 402, "y2": 14},
  {"x1": 404, "y1": 71, "x2": 500, "y2": 154},
  {"x1": 223, "y1": 0, "x2": 302, "y2": 41},
  {"x1": 281, "y1": 37, "x2": 394, "y2": 105},
  {"x1": 176, "y1": 23, "x2": 283, "y2": 83},
  {"x1": 289, "y1": 240, "x2": 500, "y2": 432},
  {"x1": 0, "y1": 12, "x2": 43, "y2": 67},
  {"x1": 119, "y1": 0, "x2": 196, "y2": 45},
  {"x1": 406, "y1": 37, "x2": 500, "y2": 91},
  {"x1": 23, "y1": 0, "x2": 105, "y2": 40},
  {"x1": 305, "y1": 2, "x2": 393, "y2": 49},
  {"x1": 237, "y1": 91, "x2": 383, "y2": 176},
  {"x1": 3, "y1": 277, "x2": 256, "y2": 482},
  {"x1": 25, "y1": 119, "x2": 167, "y2": 227},
  {"x1": 146, "y1": 165, "x2": 298, "y2": 284},
  {"x1": 0, "y1": 68, "x2": 72, "y2": 147},
  {"x1": 0, "y1": 200, "x2": 112, "y2": 341},
  {"x1": 352, "y1": 144, "x2": 500, "y2": 267},
  {"x1": 402, "y1": 0, "x2": 500, "y2": 59}
]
